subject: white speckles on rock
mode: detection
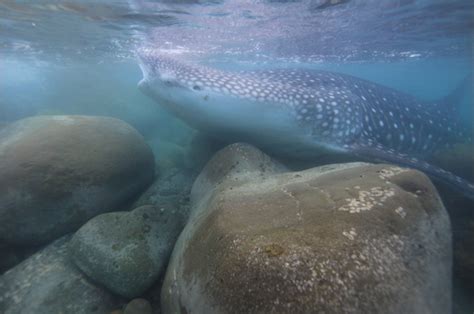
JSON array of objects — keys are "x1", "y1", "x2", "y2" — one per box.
[
  {"x1": 342, "y1": 228, "x2": 357, "y2": 240},
  {"x1": 395, "y1": 206, "x2": 407, "y2": 219},
  {"x1": 339, "y1": 187, "x2": 396, "y2": 213},
  {"x1": 378, "y1": 166, "x2": 408, "y2": 180}
]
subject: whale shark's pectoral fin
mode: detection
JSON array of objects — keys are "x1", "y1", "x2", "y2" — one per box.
[{"x1": 347, "y1": 142, "x2": 474, "y2": 199}]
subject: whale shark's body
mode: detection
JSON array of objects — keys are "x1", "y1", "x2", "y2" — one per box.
[{"x1": 138, "y1": 52, "x2": 474, "y2": 197}]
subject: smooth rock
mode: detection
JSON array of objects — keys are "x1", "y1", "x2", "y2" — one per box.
[
  {"x1": 124, "y1": 298, "x2": 153, "y2": 314},
  {"x1": 0, "y1": 236, "x2": 123, "y2": 314},
  {"x1": 133, "y1": 168, "x2": 195, "y2": 220},
  {"x1": 429, "y1": 143, "x2": 474, "y2": 181},
  {"x1": 69, "y1": 205, "x2": 184, "y2": 298},
  {"x1": 189, "y1": 142, "x2": 287, "y2": 212},
  {"x1": 0, "y1": 115, "x2": 155, "y2": 245},
  {"x1": 438, "y1": 185, "x2": 474, "y2": 312},
  {"x1": 451, "y1": 203, "x2": 474, "y2": 313},
  {"x1": 161, "y1": 143, "x2": 452, "y2": 314}
]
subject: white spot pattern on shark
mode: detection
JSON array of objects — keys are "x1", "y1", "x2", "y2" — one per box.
[{"x1": 137, "y1": 52, "x2": 474, "y2": 199}]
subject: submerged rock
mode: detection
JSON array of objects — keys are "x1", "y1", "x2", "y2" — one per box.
[
  {"x1": 124, "y1": 298, "x2": 153, "y2": 314},
  {"x1": 0, "y1": 236, "x2": 123, "y2": 314},
  {"x1": 429, "y1": 143, "x2": 474, "y2": 182},
  {"x1": 69, "y1": 205, "x2": 184, "y2": 298},
  {"x1": 445, "y1": 193, "x2": 474, "y2": 313},
  {"x1": 436, "y1": 182, "x2": 474, "y2": 313},
  {"x1": 0, "y1": 115, "x2": 155, "y2": 246},
  {"x1": 161, "y1": 143, "x2": 452, "y2": 314},
  {"x1": 133, "y1": 168, "x2": 195, "y2": 220}
]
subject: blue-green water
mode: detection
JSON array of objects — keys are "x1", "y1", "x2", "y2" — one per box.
[
  {"x1": 0, "y1": 1, "x2": 473, "y2": 313},
  {"x1": 2, "y1": 57, "x2": 471, "y2": 134}
]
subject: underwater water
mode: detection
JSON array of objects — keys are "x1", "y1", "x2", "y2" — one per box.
[{"x1": 0, "y1": 0, "x2": 473, "y2": 313}]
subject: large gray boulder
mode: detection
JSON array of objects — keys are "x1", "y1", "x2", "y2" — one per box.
[
  {"x1": 161, "y1": 143, "x2": 452, "y2": 314},
  {"x1": 69, "y1": 205, "x2": 184, "y2": 298},
  {"x1": 0, "y1": 115, "x2": 155, "y2": 245},
  {"x1": 0, "y1": 236, "x2": 124, "y2": 314}
]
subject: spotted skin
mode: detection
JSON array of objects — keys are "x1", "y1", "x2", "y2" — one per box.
[{"x1": 138, "y1": 53, "x2": 474, "y2": 198}]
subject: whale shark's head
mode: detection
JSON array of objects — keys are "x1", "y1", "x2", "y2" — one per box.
[
  {"x1": 137, "y1": 51, "x2": 299, "y2": 141},
  {"x1": 137, "y1": 52, "x2": 207, "y2": 123}
]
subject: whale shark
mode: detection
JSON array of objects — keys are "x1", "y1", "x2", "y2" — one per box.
[{"x1": 137, "y1": 52, "x2": 474, "y2": 198}]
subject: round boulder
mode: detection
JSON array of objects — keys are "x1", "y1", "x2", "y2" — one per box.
[
  {"x1": 0, "y1": 115, "x2": 155, "y2": 245},
  {"x1": 124, "y1": 298, "x2": 153, "y2": 314},
  {"x1": 0, "y1": 236, "x2": 124, "y2": 314},
  {"x1": 69, "y1": 205, "x2": 184, "y2": 298},
  {"x1": 162, "y1": 143, "x2": 452, "y2": 314}
]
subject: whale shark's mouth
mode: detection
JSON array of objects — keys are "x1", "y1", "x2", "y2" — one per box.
[
  {"x1": 137, "y1": 53, "x2": 190, "y2": 93},
  {"x1": 137, "y1": 68, "x2": 186, "y2": 94}
]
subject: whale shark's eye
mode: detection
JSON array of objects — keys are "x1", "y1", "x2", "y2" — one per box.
[
  {"x1": 163, "y1": 79, "x2": 184, "y2": 88},
  {"x1": 193, "y1": 85, "x2": 202, "y2": 91}
]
